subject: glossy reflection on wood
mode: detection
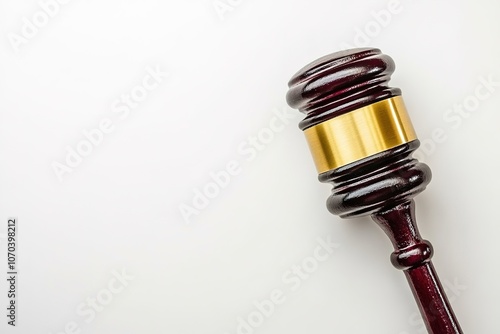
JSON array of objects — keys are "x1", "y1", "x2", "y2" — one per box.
[{"x1": 286, "y1": 48, "x2": 463, "y2": 334}]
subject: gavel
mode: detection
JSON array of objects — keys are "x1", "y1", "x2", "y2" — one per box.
[{"x1": 285, "y1": 48, "x2": 463, "y2": 334}]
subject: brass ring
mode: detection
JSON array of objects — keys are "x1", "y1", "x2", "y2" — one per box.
[{"x1": 304, "y1": 96, "x2": 417, "y2": 173}]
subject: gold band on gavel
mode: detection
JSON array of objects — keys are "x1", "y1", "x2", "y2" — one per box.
[{"x1": 304, "y1": 96, "x2": 417, "y2": 174}]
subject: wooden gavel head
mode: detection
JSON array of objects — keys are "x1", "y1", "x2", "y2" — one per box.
[
  {"x1": 285, "y1": 48, "x2": 463, "y2": 334},
  {"x1": 287, "y1": 47, "x2": 431, "y2": 218}
]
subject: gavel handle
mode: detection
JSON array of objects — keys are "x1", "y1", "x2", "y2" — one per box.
[
  {"x1": 372, "y1": 200, "x2": 463, "y2": 334},
  {"x1": 405, "y1": 262, "x2": 463, "y2": 333}
]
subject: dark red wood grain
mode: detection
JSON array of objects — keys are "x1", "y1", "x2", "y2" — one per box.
[
  {"x1": 286, "y1": 48, "x2": 464, "y2": 334},
  {"x1": 374, "y1": 201, "x2": 462, "y2": 333},
  {"x1": 287, "y1": 47, "x2": 400, "y2": 130}
]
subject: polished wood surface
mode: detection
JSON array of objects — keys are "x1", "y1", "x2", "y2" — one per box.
[
  {"x1": 286, "y1": 48, "x2": 463, "y2": 334},
  {"x1": 286, "y1": 48, "x2": 401, "y2": 130}
]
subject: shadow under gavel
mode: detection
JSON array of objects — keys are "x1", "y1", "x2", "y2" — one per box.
[{"x1": 286, "y1": 48, "x2": 463, "y2": 334}]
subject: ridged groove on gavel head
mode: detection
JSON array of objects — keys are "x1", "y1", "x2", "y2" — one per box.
[
  {"x1": 286, "y1": 48, "x2": 401, "y2": 130},
  {"x1": 318, "y1": 141, "x2": 432, "y2": 218}
]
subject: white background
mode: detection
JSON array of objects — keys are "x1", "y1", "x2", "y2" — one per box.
[{"x1": 1, "y1": 0, "x2": 499, "y2": 333}]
